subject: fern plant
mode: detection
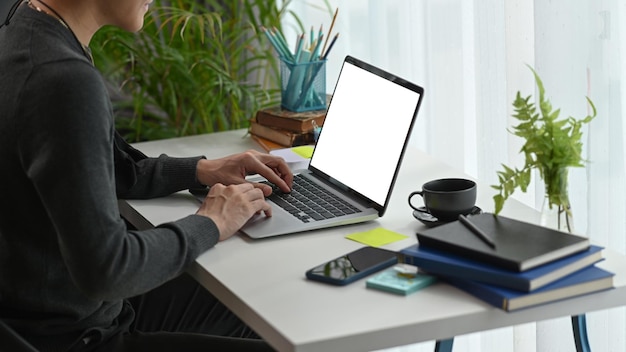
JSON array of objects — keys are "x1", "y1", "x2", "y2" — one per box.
[{"x1": 492, "y1": 66, "x2": 596, "y2": 216}]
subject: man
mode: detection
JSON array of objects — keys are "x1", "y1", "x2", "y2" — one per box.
[{"x1": 0, "y1": 0, "x2": 291, "y2": 350}]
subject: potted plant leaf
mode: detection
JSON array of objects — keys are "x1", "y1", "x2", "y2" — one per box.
[
  {"x1": 90, "y1": 0, "x2": 297, "y2": 142},
  {"x1": 491, "y1": 65, "x2": 596, "y2": 232}
]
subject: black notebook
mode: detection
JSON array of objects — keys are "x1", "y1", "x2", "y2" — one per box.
[{"x1": 415, "y1": 213, "x2": 590, "y2": 272}]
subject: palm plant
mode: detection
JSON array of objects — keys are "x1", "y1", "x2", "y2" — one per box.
[{"x1": 91, "y1": 0, "x2": 299, "y2": 142}]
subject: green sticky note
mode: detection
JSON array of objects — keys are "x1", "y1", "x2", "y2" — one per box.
[
  {"x1": 291, "y1": 145, "x2": 314, "y2": 159},
  {"x1": 345, "y1": 227, "x2": 409, "y2": 247}
]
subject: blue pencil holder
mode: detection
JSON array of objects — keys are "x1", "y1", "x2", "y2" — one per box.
[{"x1": 280, "y1": 58, "x2": 326, "y2": 112}]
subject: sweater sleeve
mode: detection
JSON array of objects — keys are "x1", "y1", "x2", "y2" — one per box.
[
  {"x1": 17, "y1": 60, "x2": 218, "y2": 301},
  {"x1": 113, "y1": 131, "x2": 206, "y2": 199}
]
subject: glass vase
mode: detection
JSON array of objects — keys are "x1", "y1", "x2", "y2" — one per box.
[
  {"x1": 538, "y1": 168, "x2": 590, "y2": 350},
  {"x1": 540, "y1": 198, "x2": 575, "y2": 233},
  {"x1": 540, "y1": 167, "x2": 574, "y2": 233}
]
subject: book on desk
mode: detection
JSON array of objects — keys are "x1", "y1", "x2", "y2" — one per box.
[
  {"x1": 415, "y1": 213, "x2": 591, "y2": 272},
  {"x1": 409, "y1": 213, "x2": 614, "y2": 311},
  {"x1": 401, "y1": 244, "x2": 604, "y2": 292},
  {"x1": 249, "y1": 117, "x2": 315, "y2": 148},
  {"x1": 250, "y1": 134, "x2": 285, "y2": 152},
  {"x1": 248, "y1": 106, "x2": 326, "y2": 151},
  {"x1": 248, "y1": 105, "x2": 325, "y2": 150},
  {"x1": 444, "y1": 265, "x2": 614, "y2": 311},
  {"x1": 255, "y1": 105, "x2": 326, "y2": 133}
]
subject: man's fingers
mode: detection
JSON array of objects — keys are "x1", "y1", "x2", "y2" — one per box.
[{"x1": 252, "y1": 155, "x2": 293, "y2": 193}]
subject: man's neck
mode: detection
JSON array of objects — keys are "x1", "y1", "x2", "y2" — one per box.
[{"x1": 30, "y1": 0, "x2": 98, "y2": 46}]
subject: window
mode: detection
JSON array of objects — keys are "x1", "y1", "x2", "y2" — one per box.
[{"x1": 285, "y1": 0, "x2": 626, "y2": 350}]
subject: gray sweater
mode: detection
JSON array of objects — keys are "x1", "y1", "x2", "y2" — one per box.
[{"x1": 0, "y1": 5, "x2": 220, "y2": 351}]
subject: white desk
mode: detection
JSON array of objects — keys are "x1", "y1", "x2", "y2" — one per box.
[{"x1": 124, "y1": 129, "x2": 626, "y2": 352}]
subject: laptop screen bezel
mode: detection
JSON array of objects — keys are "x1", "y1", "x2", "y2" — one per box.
[{"x1": 307, "y1": 55, "x2": 425, "y2": 216}]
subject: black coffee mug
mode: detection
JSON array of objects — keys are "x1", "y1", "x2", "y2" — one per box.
[{"x1": 408, "y1": 178, "x2": 477, "y2": 221}]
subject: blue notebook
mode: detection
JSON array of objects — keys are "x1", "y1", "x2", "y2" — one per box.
[
  {"x1": 401, "y1": 244, "x2": 604, "y2": 292},
  {"x1": 444, "y1": 265, "x2": 614, "y2": 311}
]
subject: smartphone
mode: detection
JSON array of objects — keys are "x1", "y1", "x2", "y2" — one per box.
[{"x1": 305, "y1": 247, "x2": 399, "y2": 286}]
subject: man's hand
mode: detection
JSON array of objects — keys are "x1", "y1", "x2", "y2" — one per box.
[
  {"x1": 196, "y1": 150, "x2": 293, "y2": 195},
  {"x1": 196, "y1": 183, "x2": 271, "y2": 241}
]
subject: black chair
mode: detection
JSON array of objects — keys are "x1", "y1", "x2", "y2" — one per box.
[{"x1": 0, "y1": 319, "x2": 39, "y2": 352}]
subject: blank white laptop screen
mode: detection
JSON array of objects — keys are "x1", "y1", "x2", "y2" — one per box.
[{"x1": 309, "y1": 60, "x2": 422, "y2": 207}]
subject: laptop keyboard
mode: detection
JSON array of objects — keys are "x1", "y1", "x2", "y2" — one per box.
[{"x1": 263, "y1": 174, "x2": 362, "y2": 223}]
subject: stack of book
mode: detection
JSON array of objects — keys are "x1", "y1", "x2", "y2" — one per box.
[
  {"x1": 401, "y1": 213, "x2": 614, "y2": 311},
  {"x1": 249, "y1": 106, "x2": 326, "y2": 151}
]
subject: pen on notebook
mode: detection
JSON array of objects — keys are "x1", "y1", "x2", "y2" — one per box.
[{"x1": 458, "y1": 214, "x2": 496, "y2": 249}]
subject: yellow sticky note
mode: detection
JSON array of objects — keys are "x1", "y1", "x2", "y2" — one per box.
[
  {"x1": 291, "y1": 145, "x2": 314, "y2": 159},
  {"x1": 345, "y1": 227, "x2": 408, "y2": 247}
]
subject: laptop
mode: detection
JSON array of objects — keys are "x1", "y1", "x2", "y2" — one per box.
[{"x1": 196, "y1": 56, "x2": 424, "y2": 238}]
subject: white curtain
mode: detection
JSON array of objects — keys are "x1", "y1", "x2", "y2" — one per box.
[{"x1": 283, "y1": 0, "x2": 626, "y2": 351}]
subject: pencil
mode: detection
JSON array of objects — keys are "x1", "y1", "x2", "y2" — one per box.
[
  {"x1": 318, "y1": 24, "x2": 324, "y2": 42},
  {"x1": 294, "y1": 33, "x2": 305, "y2": 63},
  {"x1": 321, "y1": 8, "x2": 338, "y2": 56},
  {"x1": 310, "y1": 34, "x2": 324, "y2": 61},
  {"x1": 321, "y1": 33, "x2": 339, "y2": 60},
  {"x1": 260, "y1": 27, "x2": 286, "y2": 58},
  {"x1": 458, "y1": 214, "x2": 496, "y2": 249},
  {"x1": 271, "y1": 27, "x2": 294, "y2": 62}
]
